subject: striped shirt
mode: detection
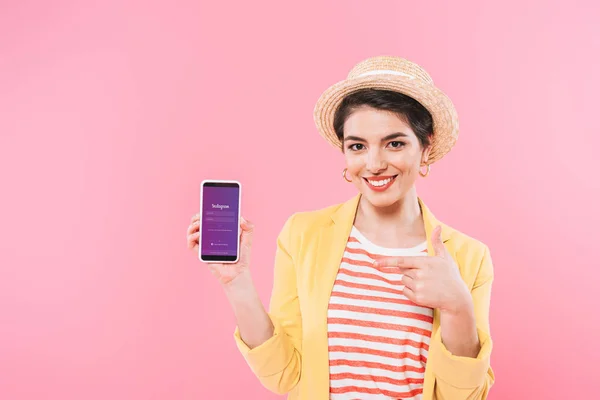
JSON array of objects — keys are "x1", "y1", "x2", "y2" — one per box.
[{"x1": 327, "y1": 226, "x2": 433, "y2": 400}]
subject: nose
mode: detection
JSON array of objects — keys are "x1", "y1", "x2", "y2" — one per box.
[{"x1": 365, "y1": 149, "x2": 387, "y2": 174}]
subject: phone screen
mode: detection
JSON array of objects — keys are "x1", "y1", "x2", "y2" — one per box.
[{"x1": 200, "y1": 181, "x2": 241, "y2": 262}]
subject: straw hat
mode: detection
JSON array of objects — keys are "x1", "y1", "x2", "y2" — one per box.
[{"x1": 313, "y1": 56, "x2": 459, "y2": 164}]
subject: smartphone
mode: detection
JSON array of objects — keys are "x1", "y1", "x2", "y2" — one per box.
[{"x1": 198, "y1": 180, "x2": 242, "y2": 263}]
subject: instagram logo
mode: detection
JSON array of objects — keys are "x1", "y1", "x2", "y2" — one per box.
[{"x1": 212, "y1": 204, "x2": 230, "y2": 210}]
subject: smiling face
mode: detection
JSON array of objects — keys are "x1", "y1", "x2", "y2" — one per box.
[{"x1": 342, "y1": 106, "x2": 431, "y2": 208}]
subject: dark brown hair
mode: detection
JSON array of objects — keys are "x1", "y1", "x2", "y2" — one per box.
[{"x1": 333, "y1": 88, "x2": 433, "y2": 149}]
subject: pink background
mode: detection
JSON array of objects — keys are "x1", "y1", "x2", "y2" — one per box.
[{"x1": 1, "y1": 1, "x2": 599, "y2": 399}]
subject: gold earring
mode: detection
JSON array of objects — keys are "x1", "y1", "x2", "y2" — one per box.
[
  {"x1": 342, "y1": 168, "x2": 352, "y2": 182},
  {"x1": 419, "y1": 164, "x2": 430, "y2": 177}
]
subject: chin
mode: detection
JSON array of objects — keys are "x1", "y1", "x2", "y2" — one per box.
[{"x1": 361, "y1": 190, "x2": 403, "y2": 208}]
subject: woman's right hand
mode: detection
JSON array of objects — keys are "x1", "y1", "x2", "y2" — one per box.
[{"x1": 187, "y1": 213, "x2": 255, "y2": 285}]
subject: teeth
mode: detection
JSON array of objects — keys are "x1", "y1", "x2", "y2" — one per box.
[{"x1": 368, "y1": 177, "x2": 392, "y2": 187}]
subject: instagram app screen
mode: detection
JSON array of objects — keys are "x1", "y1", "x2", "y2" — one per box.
[{"x1": 201, "y1": 184, "x2": 240, "y2": 258}]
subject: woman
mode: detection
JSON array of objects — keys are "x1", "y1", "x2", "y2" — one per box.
[{"x1": 187, "y1": 56, "x2": 495, "y2": 400}]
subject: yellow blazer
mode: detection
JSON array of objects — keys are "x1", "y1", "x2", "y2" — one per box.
[{"x1": 234, "y1": 194, "x2": 495, "y2": 399}]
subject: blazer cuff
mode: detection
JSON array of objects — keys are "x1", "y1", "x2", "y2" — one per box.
[
  {"x1": 429, "y1": 327, "x2": 493, "y2": 389},
  {"x1": 233, "y1": 313, "x2": 294, "y2": 378}
]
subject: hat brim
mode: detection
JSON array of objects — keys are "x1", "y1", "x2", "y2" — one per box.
[{"x1": 313, "y1": 74, "x2": 459, "y2": 164}]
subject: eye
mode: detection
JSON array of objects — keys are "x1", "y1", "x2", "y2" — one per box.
[
  {"x1": 348, "y1": 143, "x2": 365, "y2": 151},
  {"x1": 388, "y1": 141, "x2": 405, "y2": 149}
]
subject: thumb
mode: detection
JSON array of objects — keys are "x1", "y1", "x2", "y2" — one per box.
[{"x1": 432, "y1": 225, "x2": 449, "y2": 259}]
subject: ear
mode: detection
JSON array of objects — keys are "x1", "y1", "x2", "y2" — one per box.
[{"x1": 421, "y1": 144, "x2": 432, "y2": 165}]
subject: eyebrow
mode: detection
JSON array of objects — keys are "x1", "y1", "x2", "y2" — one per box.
[{"x1": 343, "y1": 132, "x2": 408, "y2": 143}]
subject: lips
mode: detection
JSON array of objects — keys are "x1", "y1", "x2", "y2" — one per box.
[{"x1": 363, "y1": 175, "x2": 398, "y2": 191}]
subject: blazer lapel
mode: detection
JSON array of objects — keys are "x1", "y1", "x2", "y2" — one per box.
[{"x1": 314, "y1": 194, "x2": 361, "y2": 315}]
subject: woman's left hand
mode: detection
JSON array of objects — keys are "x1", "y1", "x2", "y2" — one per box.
[{"x1": 374, "y1": 226, "x2": 472, "y2": 314}]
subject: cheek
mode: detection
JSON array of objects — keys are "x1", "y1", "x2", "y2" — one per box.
[
  {"x1": 344, "y1": 155, "x2": 363, "y2": 175},
  {"x1": 391, "y1": 157, "x2": 418, "y2": 175}
]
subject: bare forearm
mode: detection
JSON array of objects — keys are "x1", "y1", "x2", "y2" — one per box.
[
  {"x1": 223, "y1": 270, "x2": 274, "y2": 349},
  {"x1": 440, "y1": 298, "x2": 480, "y2": 358}
]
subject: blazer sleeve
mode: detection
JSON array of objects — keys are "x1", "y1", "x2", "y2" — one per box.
[
  {"x1": 428, "y1": 245, "x2": 496, "y2": 399},
  {"x1": 232, "y1": 213, "x2": 303, "y2": 395}
]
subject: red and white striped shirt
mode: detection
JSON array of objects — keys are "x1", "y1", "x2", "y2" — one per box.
[{"x1": 327, "y1": 226, "x2": 432, "y2": 400}]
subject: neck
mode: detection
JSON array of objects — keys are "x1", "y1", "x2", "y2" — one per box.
[{"x1": 356, "y1": 187, "x2": 422, "y2": 230}]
